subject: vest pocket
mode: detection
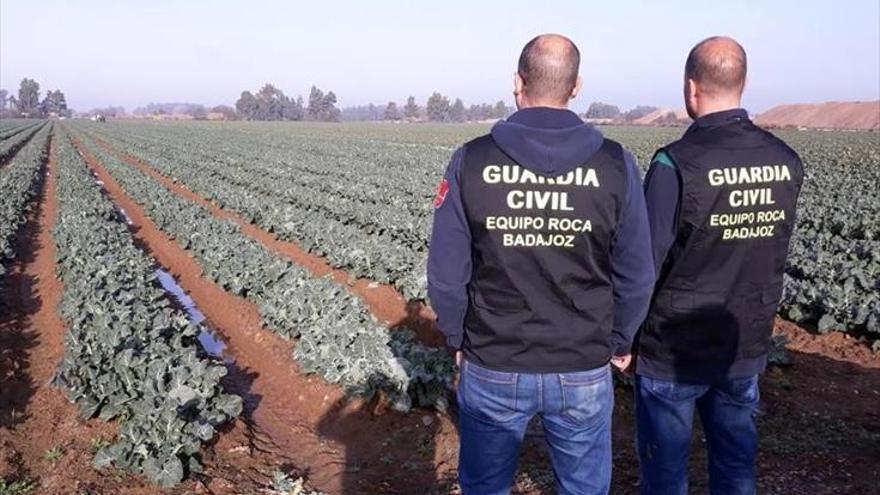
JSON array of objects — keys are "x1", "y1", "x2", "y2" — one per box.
[
  {"x1": 569, "y1": 285, "x2": 612, "y2": 312},
  {"x1": 670, "y1": 292, "x2": 695, "y2": 309},
  {"x1": 741, "y1": 284, "x2": 783, "y2": 357},
  {"x1": 472, "y1": 284, "x2": 527, "y2": 312}
]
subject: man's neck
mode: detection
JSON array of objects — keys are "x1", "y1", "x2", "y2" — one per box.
[
  {"x1": 694, "y1": 100, "x2": 742, "y2": 119},
  {"x1": 518, "y1": 99, "x2": 570, "y2": 111}
]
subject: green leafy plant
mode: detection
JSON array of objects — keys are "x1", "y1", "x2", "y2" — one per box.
[
  {"x1": 43, "y1": 446, "x2": 64, "y2": 463},
  {"x1": 0, "y1": 479, "x2": 36, "y2": 495},
  {"x1": 52, "y1": 131, "x2": 242, "y2": 487}
]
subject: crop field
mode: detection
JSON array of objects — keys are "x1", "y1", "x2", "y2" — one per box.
[
  {"x1": 0, "y1": 119, "x2": 878, "y2": 494},
  {"x1": 71, "y1": 120, "x2": 880, "y2": 339}
]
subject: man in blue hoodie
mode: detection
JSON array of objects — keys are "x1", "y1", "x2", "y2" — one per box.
[{"x1": 427, "y1": 34, "x2": 655, "y2": 495}]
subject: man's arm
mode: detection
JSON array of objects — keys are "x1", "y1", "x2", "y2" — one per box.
[
  {"x1": 643, "y1": 150, "x2": 681, "y2": 278},
  {"x1": 609, "y1": 151, "x2": 656, "y2": 358},
  {"x1": 427, "y1": 147, "x2": 472, "y2": 351}
]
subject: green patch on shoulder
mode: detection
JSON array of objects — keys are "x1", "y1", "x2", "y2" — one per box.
[{"x1": 654, "y1": 150, "x2": 676, "y2": 168}]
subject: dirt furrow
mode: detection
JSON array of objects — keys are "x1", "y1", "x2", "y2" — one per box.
[
  {"x1": 87, "y1": 132, "x2": 443, "y2": 347},
  {"x1": 68, "y1": 131, "x2": 459, "y2": 494}
]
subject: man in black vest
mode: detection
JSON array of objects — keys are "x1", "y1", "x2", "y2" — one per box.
[
  {"x1": 635, "y1": 37, "x2": 804, "y2": 494},
  {"x1": 428, "y1": 34, "x2": 654, "y2": 494}
]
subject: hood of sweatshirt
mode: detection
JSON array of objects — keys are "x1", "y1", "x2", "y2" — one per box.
[{"x1": 490, "y1": 107, "x2": 605, "y2": 176}]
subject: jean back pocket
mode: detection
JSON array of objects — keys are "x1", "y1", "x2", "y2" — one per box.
[
  {"x1": 458, "y1": 360, "x2": 519, "y2": 423},
  {"x1": 558, "y1": 366, "x2": 612, "y2": 427}
]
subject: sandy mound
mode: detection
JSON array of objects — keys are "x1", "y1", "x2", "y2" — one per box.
[
  {"x1": 633, "y1": 108, "x2": 691, "y2": 126},
  {"x1": 756, "y1": 101, "x2": 879, "y2": 130}
]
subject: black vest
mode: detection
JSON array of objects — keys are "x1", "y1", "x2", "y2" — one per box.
[
  {"x1": 639, "y1": 119, "x2": 804, "y2": 369},
  {"x1": 459, "y1": 135, "x2": 628, "y2": 372}
]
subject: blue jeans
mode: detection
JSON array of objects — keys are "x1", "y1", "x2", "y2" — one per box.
[
  {"x1": 635, "y1": 375, "x2": 760, "y2": 495},
  {"x1": 457, "y1": 360, "x2": 613, "y2": 495}
]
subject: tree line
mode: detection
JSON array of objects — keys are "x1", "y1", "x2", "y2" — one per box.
[
  {"x1": 0, "y1": 78, "x2": 71, "y2": 118},
  {"x1": 584, "y1": 102, "x2": 660, "y2": 122},
  {"x1": 344, "y1": 94, "x2": 512, "y2": 122},
  {"x1": 234, "y1": 84, "x2": 341, "y2": 122}
]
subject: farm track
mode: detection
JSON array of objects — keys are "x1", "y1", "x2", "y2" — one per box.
[
  {"x1": 86, "y1": 132, "x2": 444, "y2": 347},
  {"x1": 67, "y1": 131, "x2": 460, "y2": 494}
]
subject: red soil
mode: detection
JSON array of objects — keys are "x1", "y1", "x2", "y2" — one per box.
[{"x1": 756, "y1": 101, "x2": 880, "y2": 130}]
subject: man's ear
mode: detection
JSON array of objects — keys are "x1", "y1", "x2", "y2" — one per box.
[
  {"x1": 571, "y1": 75, "x2": 583, "y2": 100},
  {"x1": 514, "y1": 72, "x2": 525, "y2": 97},
  {"x1": 686, "y1": 78, "x2": 698, "y2": 101}
]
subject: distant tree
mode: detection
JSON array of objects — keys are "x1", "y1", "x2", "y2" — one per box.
[
  {"x1": 493, "y1": 100, "x2": 509, "y2": 119},
  {"x1": 585, "y1": 102, "x2": 621, "y2": 119},
  {"x1": 282, "y1": 96, "x2": 304, "y2": 121},
  {"x1": 383, "y1": 101, "x2": 401, "y2": 121},
  {"x1": 234, "y1": 84, "x2": 304, "y2": 121},
  {"x1": 622, "y1": 105, "x2": 659, "y2": 121},
  {"x1": 41, "y1": 89, "x2": 70, "y2": 117},
  {"x1": 450, "y1": 98, "x2": 466, "y2": 123},
  {"x1": 467, "y1": 104, "x2": 481, "y2": 121},
  {"x1": 404, "y1": 96, "x2": 420, "y2": 120},
  {"x1": 426, "y1": 92, "x2": 450, "y2": 122},
  {"x1": 256, "y1": 83, "x2": 288, "y2": 120},
  {"x1": 366, "y1": 103, "x2": 379, "y2": 121},
  {"x1": 307, "y1": 86, "x2": 325, "y2": 120},
  {"x1": 321, "y1": 91, "x2": 341, "y2": 122},
  {"x1": 0, "y1": 89, "x2": 13, "y2": 118},
  {"x1": 16, "y1": 78, "x2": 41, "y2": 117},
  {"x1": 235, "y1": 91, "x2": 258, "y2": 119}
]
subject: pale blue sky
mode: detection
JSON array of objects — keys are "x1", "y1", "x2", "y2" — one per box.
[{"x1": 1, "y1": 0, "x2": 878, "y2": 113}]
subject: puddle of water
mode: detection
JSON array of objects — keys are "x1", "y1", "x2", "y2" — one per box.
[
  {"x1": 155, "y1": 268, "x2": 229, "y2": 361},
  {"x1": 118, "y1": 207, "x2": 133, "y2": 226},
  {"x1": 86, "y1": 174, "x2": 229, "y2": 361}
]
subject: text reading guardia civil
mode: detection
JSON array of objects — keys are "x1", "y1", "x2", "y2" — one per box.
[{"x1": 482, "y1": 165, "x2": 599, "y2": 212}]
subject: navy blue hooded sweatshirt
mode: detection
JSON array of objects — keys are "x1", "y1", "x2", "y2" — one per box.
[{"x1": 427, "y1": 107, "x2": 654, "y2": 371}]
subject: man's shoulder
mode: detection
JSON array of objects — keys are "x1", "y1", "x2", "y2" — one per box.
[
  {"x1": 461, "y1": 133, "x2": 495, "y2": 153},
  {"x1": 457, "y1": 134, "x2": 502, "y2": 168}
]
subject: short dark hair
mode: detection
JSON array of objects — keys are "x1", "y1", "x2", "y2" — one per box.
[
  {"x1": 517, "y1": 34, "x2": 580, "y2": 103},
  {"x1": 685, "y1": 36, "x2": 747, "y2": 95}
]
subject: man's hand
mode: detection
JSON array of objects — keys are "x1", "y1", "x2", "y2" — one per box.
[{"x1": 610, "y1": 354, "x2": 633, "y2": 375}]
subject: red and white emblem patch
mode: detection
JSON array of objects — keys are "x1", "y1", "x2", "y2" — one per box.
[{"x1": 433, "y1": 179, "x2": 450, "y2": 208}]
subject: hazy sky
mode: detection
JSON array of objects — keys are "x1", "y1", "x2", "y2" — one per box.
[{"x1": 2, "y1": 0, "x2": 878, "y2": 113}]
